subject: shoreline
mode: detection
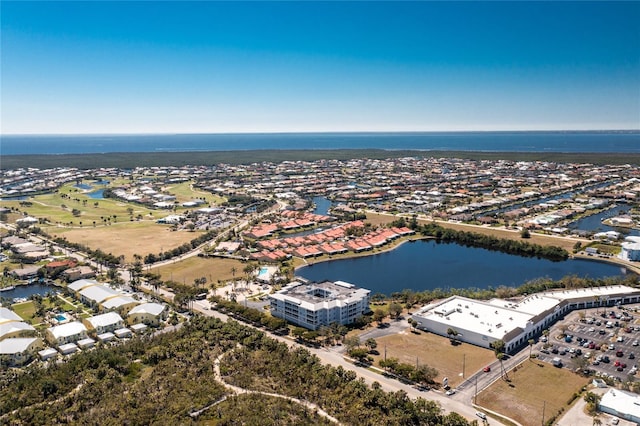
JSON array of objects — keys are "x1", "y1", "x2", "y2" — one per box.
[{"x1": 293, "y1": 235, "x2": 429, "y2": 272}]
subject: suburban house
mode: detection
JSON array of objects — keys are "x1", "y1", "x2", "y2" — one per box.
[
  {"x1": 0, "y1": 337, "x2": 43, "y2": 367},
  {"x1": 83, "y1": 312, "x2": 125, "y2": 335},
  {"x1": 62, "y1": 266, "x2": 96, "y2": 282},
  {"x1": 0, "y1": 321, "x2": 36, "y2": 341},
  {"x1": 127, "y1": 303, "x2": 167, "y2": 327},
  {"x1": 45, "y1": 321, "x2": 88, "y2": 347}
]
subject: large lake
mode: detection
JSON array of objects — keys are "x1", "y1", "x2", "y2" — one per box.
[{"x1": 297, "y1": 240, "x2": 629, "y2": 294}]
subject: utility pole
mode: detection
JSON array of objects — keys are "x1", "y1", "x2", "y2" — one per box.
[
  {"x1": 474, "y1": 375, "x2": 478, "y2": 405},
  {"x1": 541, "y1": 400, "x2": 546, "y2": 425},
  {"x1": 384, "y1": 344, "x2": 387, "y2": 362}
]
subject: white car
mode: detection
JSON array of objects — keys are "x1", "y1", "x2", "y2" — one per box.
[
  {"x1": 617, "y1": 336, "x2": 624, "y2": 342},
  {"x1": 445, "y1": 389, "x2": 456, "y2": 396},
  {"x1": 476, "y1": 411, "x2": 487, "y2": 420},
  {"x1": 633, "y1": 340, "x2": 639, "y2": 346}
]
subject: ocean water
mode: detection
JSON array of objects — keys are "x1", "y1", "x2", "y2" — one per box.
[{"x1": 1, "y1": 131, "x2": 639, "y2": 155}]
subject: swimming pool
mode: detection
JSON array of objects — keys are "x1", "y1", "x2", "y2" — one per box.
[{"x1": 55, "y1": 314, "x2": 67, "y2": 322}]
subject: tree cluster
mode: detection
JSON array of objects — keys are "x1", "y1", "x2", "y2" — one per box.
[
  {"x1": 221, "y1": 338, "x2": 465, "y2": 426},
  {"x1": 1, "y1": 316, "x2": 472, "y2": 425},
  {"x1": 214, "y1": 298, "x2": 289, "y2": 333},
  {"x1": 420, "y1": 222, "x2": 569, "y2": 261}
]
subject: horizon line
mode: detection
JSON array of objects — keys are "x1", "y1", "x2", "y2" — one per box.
[{"x1": 2, "y1": 128, "x2": 639, "y2": 137}]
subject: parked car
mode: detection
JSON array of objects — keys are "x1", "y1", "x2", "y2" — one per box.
[
  {"x1": 483, "y1": 366, "x2": 491, "y2": 372},
  {"x1": 445, "y1": 389, "x2": 456, "y2": 396},
  {"x1": 476, "y1": 412, "x2": 487, "y2": 420}
]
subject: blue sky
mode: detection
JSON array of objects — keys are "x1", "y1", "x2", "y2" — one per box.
[{"x1": 2, "y1": 1, "x2": 639, "y2": 134}]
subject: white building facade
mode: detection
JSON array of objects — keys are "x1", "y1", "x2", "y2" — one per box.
[
  {"x1": 269, "y1": 280, "x2": 371, "y2": 330},
  {"x1": 412, "y1": 285, "x2": 640, "y2": 354}
]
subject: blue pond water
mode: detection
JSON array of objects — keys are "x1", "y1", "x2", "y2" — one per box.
[
  {"x1": 297, "y1": 240, "x2": 628, "y2": 294},
  {"x1": 87, "y1": 189, "x2": 105, "y2": 199},
  {"x1": 0, "y1": 283, "x2": 58, "y2": 301}
]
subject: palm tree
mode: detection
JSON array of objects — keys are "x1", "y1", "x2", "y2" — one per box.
[{"x1": 491, "y1": 339, "x2": 508, "y2": 380}]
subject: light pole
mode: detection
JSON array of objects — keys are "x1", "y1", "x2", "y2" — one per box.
[{"x1": 462, "y1": 353, "x2": 466, "y2": 378}]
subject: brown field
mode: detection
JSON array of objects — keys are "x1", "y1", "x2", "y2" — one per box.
[
  {"x1": 368, "y1": 328, "x2": 495, "y2": 388},
  {"x1": 45, "y1": 222, "x2": 202, "y2": 263},
  {"x1": 476, "y1": 360, "x2": 588, "y2": 426},
  {"x1": 149, "y1": 255, "x2": 247, "y2": 286}
]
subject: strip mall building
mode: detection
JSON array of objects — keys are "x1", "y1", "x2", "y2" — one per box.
[{"x1": 411, "y1": 285, "x2": 640, "y2": 354}]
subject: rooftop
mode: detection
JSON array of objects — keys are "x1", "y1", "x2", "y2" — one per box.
[
  {"x1": 270, "y1": 280, "x2": 370, "y2": 310},
  {"x1": 0, "y1": 307, "x2": 24, "y2": 324},
  {"x1": 600, "y1": 388, "x2": 640, "y2": 419}
]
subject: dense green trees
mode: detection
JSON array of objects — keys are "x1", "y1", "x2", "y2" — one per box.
[
  {"x1": 0, "y1": 314, "x2": 471, "y2": 425},
  {"x1": 419, "y1": 222, "x2": 569, "y2": 261}
]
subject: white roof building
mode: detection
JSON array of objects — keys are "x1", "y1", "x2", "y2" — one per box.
[
  {"x1": 100, "y1": 295, "x2": 139, "y2": 312},
  {"x1": 77, "y1": 338, "x2": 96, "y2": 350},
  {"x1": 0, "y1": 307, "x2": 24, "y2": 324},
  {"x1": 38, "y1": 347, "x2": 58, "y2": 361},
  {"x1": 45, "y1": 321, "x2": 88, "y2": 346},
  {"x1": 412, "y1": 285, "x2": 640, "y2": 353},
  {"x1": 58, "y1": 343, "x2": 79, "y2": 355},
  {"x1": 79, "y1": 284, "x2": 120, "y2": 305},
  {"x1": 0, "y1": 321, "x2": 36, "y2": 341},
  {"x1": 269, "y1": 280, "x2": 371, "y2": 330},
  {"x1": 68, "y1": 279, "x2": 99, "y2": 292},
  {"x1": 0, "y1": 337, "x2": 42, "y2": 367},
  {"x1": 83, "y1": 312, "x2": 124, "y2": 334},
  {"x1": 97, "y1": 332, "x2": 115, "y2": 343},
  {"x1": 599, "y1": 388, "x2": 640, "y2": 424},
  {"x1": 128, "y1": 303, "x2": 166, "y2": 317}
]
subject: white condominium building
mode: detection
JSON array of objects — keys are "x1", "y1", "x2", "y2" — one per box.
[{"x1": 269, "y1": 280, "x2": 371, "y2": 330}]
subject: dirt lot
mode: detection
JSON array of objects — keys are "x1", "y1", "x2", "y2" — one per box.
[
  {"x1": 476, "y1": 360, "x2": 588, "y2": 426},
  {"x1": 369, "y1": 328, "x2": 495, "y2": 388}
]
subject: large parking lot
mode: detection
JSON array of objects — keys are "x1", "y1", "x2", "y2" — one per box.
[{"x1": 536, "y1": 305, "x2": 640, "y2": 383}]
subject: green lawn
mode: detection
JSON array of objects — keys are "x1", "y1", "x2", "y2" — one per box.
[{"x1": 10, "y1": 301, "x2": 44, "y2": 324}]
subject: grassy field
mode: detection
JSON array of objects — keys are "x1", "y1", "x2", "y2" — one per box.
[
  {"x1": 162, "y1": 181, "x2": 225, "y2": 205},
  {"x1": 367, "y1": 327, "x2": 495, "y2": 388},
  {"x1": 476, "y1": 360, "x2": 588, "y2": 426},
  {"x1": 10, "y1": 300, "x2": 45, "y2": 325},
  {"x1": 45, "y1": 221, "x2": 202, "y2": 262},
  {"x1": 149, "y1": 255, "x2": 247, "y2": 286}
]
